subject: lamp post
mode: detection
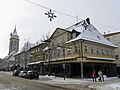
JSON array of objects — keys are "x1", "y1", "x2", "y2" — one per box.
[
  {"x1": 80, "y1": 40, "x2": 84, "y2": 78},
  {"x1": 57, "y1": 46, "x2": 66, "y2": 80},
  {"x1": 43, "y1": 40, "x2": 51, "y2": 76},
  {"x1": 63, "y1": 48, "x2": 66, "y2": 80},
  {"x1": 48, "y1": 47, "x2": 51, "y2": 76}
]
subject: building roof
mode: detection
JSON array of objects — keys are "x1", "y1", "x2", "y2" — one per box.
[
  {"x1": 66, "y1": 19, "x2": 117, "y2": 48},
  {"x1": 103, "y1": 32, "x2": 120, "y2": 37}
]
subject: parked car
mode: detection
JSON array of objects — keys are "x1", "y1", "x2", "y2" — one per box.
[
  {"x1": 26, "y1": 71, "x2": 34, "y2": 79},
  {"x1": 12, "y1": 70, "x2": 20, "y2": 76},
  {"x1": 19, "y1": 71, "x2": 27, "y2": 78},
  {"x1": 33, "y1": 70, "x2": 39, "y2": 79},
  {"x1": 25, "y1": 70, "x2": 39, "y2": 79}
]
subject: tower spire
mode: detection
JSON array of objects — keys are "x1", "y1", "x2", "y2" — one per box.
[
  {"x1": 9, "y1": 25, "x2": 19, "y2": 54},
  {"x1": 13, "y1": 25, "x2": 17, "y2": 35}
]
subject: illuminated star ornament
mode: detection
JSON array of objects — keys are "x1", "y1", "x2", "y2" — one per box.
[{"x1": 45, "y1": 9, "x2": 57, "y2": 21}]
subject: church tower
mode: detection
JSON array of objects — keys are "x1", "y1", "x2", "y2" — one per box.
[{"x1": 9, "y1": 26, "x2": 19, "y2": 54}]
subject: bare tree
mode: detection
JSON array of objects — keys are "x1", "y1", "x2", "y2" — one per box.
[{"x1": 41, "y1": 30, "x2": 51, "y2": 42}]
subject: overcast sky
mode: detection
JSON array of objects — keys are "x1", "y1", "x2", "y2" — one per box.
[{"x1": 0, "y1": 0, "x2": 120, "y2": 58}]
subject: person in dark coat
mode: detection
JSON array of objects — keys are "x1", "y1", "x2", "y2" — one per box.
[{"x1": 92, "y1": 70, "x2": 97, "y2": 82}]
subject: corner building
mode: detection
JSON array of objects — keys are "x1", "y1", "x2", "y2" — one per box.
[{"x1": 44, "y1": 18, "x2": 117, "y2": 78}]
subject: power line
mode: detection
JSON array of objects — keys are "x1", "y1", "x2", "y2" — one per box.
[
  {"x1": 93, "y1": 22, "x2": 120, "y2": 31},
  {"x1": 24, "y1": 0, "x2": 82, "y2": 20}
]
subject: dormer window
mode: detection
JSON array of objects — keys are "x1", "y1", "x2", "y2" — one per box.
[{"x1": 72, "y1": 33, "x2": 77, "y2": 39}]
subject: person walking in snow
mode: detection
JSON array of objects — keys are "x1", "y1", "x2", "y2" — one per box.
[
  {"x1": 92, "y1": 70, "x2": 97, "y2": 82},
  {"x1": 98, "y1": 70, "x2": 103, "y2": 82}
]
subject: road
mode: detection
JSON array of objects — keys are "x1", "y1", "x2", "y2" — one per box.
[{"x1": 0, "y1": 73, "x2": 69, "y2": 90}]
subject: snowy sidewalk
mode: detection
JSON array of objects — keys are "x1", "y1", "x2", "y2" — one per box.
[{"x1": 37, "y1": 75, "x2": 120, "y2": 90}]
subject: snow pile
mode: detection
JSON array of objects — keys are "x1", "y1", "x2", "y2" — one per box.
[
  {"x1": 39, "y1": 75, "x2": 89, "y2": 84},
  {"x1": 39, "y1": 75, "x2": 56, "y2": 81}
]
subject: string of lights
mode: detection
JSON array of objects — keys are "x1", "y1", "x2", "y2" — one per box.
[{"x1": 24, "y1": 0, "x2": 82, "y2": 20}]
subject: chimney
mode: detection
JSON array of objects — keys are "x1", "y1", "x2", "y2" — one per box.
[
  {"x1": 86, "y1": 18, "x2": 90, "y2": 25},
  {"x1": 104, "y1": 32, "x2": 106, "y2": 35}
]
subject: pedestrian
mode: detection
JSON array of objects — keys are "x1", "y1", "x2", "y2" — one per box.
[
  {"x1": 92, "y1": 70, "x2": 97, "y2": 82},
  {"x1": 98, "y1": 70, "x2": 103, "y2": 82}
]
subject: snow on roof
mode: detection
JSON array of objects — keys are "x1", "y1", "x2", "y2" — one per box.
[
  {"x1": 66, "y1": 20, "x2": 117, "y2": 48},
  {"x1": 27, "y1": 61, "x2": 44, "y2": 65},
  {"x1": 4, "y1": 50, "x2": 17, "y2": 61},
  {"x1": 43, "y1": 46, "x2": 49, "y2": 51}
]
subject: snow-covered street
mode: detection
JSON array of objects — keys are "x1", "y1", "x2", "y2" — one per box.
[{"x1": 1, "y1": 71, "x2": 120, "y2": 90}]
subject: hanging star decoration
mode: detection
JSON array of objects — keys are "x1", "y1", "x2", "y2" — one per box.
[{"x1": 45, "y1": 9, "x2": 57, "y2": 21}]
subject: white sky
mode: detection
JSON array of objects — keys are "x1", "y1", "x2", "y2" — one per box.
[{"x1": 0, "y1": 0, "x2": 120, "y2": 58}]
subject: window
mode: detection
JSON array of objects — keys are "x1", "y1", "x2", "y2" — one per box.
[
  {"x1": 10, "y1": 41, "x2": 13, "y2": 46},
  {"x1": 67, "y1": 48, "x2": 71, "y2": 55},
  {"x1": 74, "y1": 45, "x2": 78, "y2": 54},
  {"x1": 84, "y1": 46, "x2": 88, "y2": 52},
  {"x1": 101, "y1": 49, "x2": 104, "y2": 55},
  {"x1": 14, "y1": 41, "x2": 16, "y2": 46},
  {"x1": 72, "y1": 33, "x2": 77, "y2": 39},
  {"x1": 91, "y1": 47, "x2": 94, "y2": 53},
  {"x1": 115, "y1": 55, "x2": 119, "y2": 60},
  {"x1": 106, "y1": 50, "x2": 109, "y2": 56},
  {"x1": 110, "y1": 50, "x2": 113, "y2": 57},
  {"x1": 96, "y1": 48, "x2": 100, "y2": 54},
  {"x1": 57, "y1": 49, "x2": 60, "y2": 56}
]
